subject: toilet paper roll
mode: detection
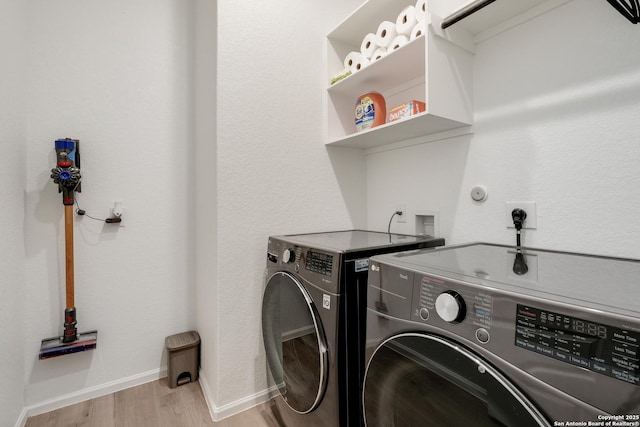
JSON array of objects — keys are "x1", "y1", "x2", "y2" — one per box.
[
  {"x1": 410, "y1": 21, "x2": 426, "y2": 40},
  {"x1": 344, "y1": 51, "x2": 367, "y2": 73},
  {"x1": 389, "y1": 35, "x2": 409, "y2": 51},
  {"x1": 371, "y1": 48, "x2": 387, "y2": 62},
  {"x1": 352, "y1": 55, "x2": 370, "y2": 72},
  {"x1": 396, "y1": 5, "x2": 418, "y2": 36},
  {"x1": 351, "y1": 54, "x2": 369, "y2": 74},
  {"x1": 415, "y1": 0, "x2": 427, "y2": 23},
  {"x1": 375, "y1": 20, "x2": 397, "y2": 48},
  {"x1": 360, "y1": 33, "x2": 378, "y2": 58}
]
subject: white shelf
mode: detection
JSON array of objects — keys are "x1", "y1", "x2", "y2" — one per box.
[
  {"x1": 326, "y1": 0, "x2": 474, "y2": 150},
  {"x1": 327, "y1": 36, "x2": 425, "y2": 100},
  {"x1": 325, "y1": 0, "x2": 573, "y2": 149},
  {"x1": 327, "y1": 112, "x2": 470, "y2": 148}
]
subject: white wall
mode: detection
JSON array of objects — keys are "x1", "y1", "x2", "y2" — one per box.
[
  {"x1": 0, "y1": 0, "x2": 27, "y2": 425},
  {"x1": 204, "y1": 0, "x2": 365, "y2": 416},
  {"x1": 23, "y1": 0, "x2": 196, "y2": 411},
  {"x1": 367, "y1": 0, "x2": 640, "y2": 259}
]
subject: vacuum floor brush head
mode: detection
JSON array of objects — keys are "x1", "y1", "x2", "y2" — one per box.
[{"x1": 39, "y1": 330, "x2": 98, "y2": 360}]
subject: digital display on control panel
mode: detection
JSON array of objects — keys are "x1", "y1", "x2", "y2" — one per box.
[
  {"x1": 515, "y1": 305, "x2": 639, "y2": 385},
  {"x1": 305, "y1": 251, "x2": 333, "y2": 276}
]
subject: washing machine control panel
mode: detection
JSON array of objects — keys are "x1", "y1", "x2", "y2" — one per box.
[
  {"x1": 515, "y1": 304, "x2": 640, "y2": 385},
  {"x1": 404, "y1": 271, "x2": 640, "y2": 386},
  {"x1": 411, "y1": 274, "x2": 493, "y2": 332}
]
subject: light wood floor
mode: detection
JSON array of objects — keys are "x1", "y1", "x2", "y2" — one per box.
[{"x1": 25, "y1": 378, "x2": 282, "y2": 427}]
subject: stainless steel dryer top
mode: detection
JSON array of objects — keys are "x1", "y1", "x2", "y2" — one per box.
[
  {"x1": 273, "y1": 230, "x2": 440, "y2": 259},
  {"x1": 373, "y1": 242, "x2": 640, "y2": 318}
]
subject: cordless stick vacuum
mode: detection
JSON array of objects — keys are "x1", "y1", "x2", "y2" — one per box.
[{"x1": 39, "y1": 138, "x2": 98, "y2": 359}]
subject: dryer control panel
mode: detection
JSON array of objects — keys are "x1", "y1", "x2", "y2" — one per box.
[
  {"x1": 305, "y1": 250, "x2": 334, "y2": 276},
  {"x1": 515, "y1": 304, "x2": 640, "y2": 385},
  {"x1": 267, "y1": 237, "x2": 342, "y2": 294}
]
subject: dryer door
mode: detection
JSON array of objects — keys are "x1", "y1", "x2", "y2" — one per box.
[
  {"x1": 363, "y1": 333, "x2": 551, "y2": 427},
  {"x1": 262, "y1": 271, "x2": 328, "y2": 414}
]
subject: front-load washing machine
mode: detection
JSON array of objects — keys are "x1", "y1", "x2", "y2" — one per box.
[
  {"x1": 261, "y1": 230, "x2": 444, "y2": 426},
  {"x1": 363, "y1": 243, "x2": 640, "y2": 426}
]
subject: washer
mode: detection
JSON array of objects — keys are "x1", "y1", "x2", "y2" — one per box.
[
  {"x1": 363, "y1": 242, "x2": 640, "y2": 426},
  {"x1": 261, "y1": 230, "x2": 444, "y2": 427}
]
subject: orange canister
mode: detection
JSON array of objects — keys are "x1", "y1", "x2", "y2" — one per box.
[{"x1": 355, "y1": 92, "x2": 386, "y2": 132}]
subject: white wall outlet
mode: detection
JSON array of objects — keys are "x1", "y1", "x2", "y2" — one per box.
[
  {"x1": 505, "y1": 201, "x2": 537, "y2": 229},
  {"x1": 396, "y1": 203, "x2": 407, "y2": 223},
  {"x1": 113, "y1": 201, "x2": 124, "y2": 218}
]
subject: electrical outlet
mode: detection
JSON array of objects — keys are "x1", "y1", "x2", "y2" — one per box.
[
  {"x1": 505, "y1": 201, "x2": 537, "y2": 229},
  {"x1": 396, "y1": 203, "x2": 407, "y2": 223},
  {"x1": 112, "y1": 201, "x2": 124, "y2": 218}
]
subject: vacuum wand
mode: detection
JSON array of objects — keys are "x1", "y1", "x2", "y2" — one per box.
[
  {"x1": 40, "y1": 138, "x2": 97, "y2": 359},
  {"x1": 51, "y1": 138, "x2": 82, "y2": 342},
  {"x1": 63, "y1": 204, "x2": 77, "y2": 342}
]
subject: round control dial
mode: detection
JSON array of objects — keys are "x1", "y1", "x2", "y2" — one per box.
[
  {"x1": 435, "y1": 291, "x2": 466, "y2": 323},
  {"x1": 282, "y1": 248, "x2": 296, "y2": 264}
]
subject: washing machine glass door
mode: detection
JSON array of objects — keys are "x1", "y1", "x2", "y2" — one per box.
[
  {"x1": 363, "y1": 333, "x2": 551, "y2": 427},
  {"x1": 262, "y1": 271, "x2": 328, "y2": 414}
]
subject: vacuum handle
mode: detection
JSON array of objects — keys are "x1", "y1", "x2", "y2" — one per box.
[{"x1": 65, "y1": 204, "x2": 74, "y2": 308}]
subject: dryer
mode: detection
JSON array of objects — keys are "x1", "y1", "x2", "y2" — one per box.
[
  {"x1": 363, "y1": 243, "x2": 640, "y2": 426},
  {"x1": 261, "y1": 230, "x2": 444, "y2": 426}
]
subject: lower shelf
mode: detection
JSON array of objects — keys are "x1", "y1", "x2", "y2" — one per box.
[{"x1": 326, "y1": 112, "x2": 471, "y2": 149}]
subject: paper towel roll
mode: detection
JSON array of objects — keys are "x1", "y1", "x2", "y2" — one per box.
[
  {"x1": 389, "y1": 35, "x2": 409, "y2": 51},
  {"x1": 344, "y1": 51, "x2": 368, "y2": 73},
  {"x1": 375, "y1": 21, "x2": 397, "y2": 48},
  {"x1": 396, "y1": 5, "x2": 418, "y2": 36},
  {"x1": 371, "y1": 48, "x2": 387, "y2": 62},
  {"x1": 410, "y1": 21, "x2": 426, "y2": 40},
  {"x1": 415, "y1": 0, "x2": 427, "y2": 23},
  {"x1": 360, "y1": 33, "x2": 378, "y2": 58}
]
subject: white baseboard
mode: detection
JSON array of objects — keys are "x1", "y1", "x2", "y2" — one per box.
[
  {"x1": 198, "y1": 371, "x2": 278, "y2": 421},
  {"x1": 21, "y1": 367, "x2": 276, "y2": 424},
  {"x1": 13, "y1": 408, "x2": 28, "y2": 427},
  {"x1": 25, "y1": 367, "x2": 167, "y2": 418}
]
